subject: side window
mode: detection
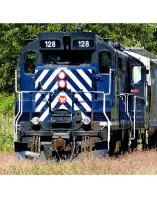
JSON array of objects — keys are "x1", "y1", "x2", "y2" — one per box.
[
  {"x1": 99, "y1": 51, "x2": 111, "y2": 73},
  {"x1": 24, "y1": 51, "x2": 36, "y2": 74},
  {"x1": 132, "y1": 65, "x2": 141, "y2": 84}
]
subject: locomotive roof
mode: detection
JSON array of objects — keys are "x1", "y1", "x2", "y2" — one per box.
[
  {"x1": 125, "y1": 47, "x2": 157, "y2": 59},
  {"x1": 21, "y1": 31, "x2": 117, "y2": 53},
  {"x1": 38, "y1": 31, "x2": 96, "y2": 39}
]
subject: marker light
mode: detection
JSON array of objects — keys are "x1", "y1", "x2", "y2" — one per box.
[
  {"x1": 58, "y1": 71, "x2": 66, "y2": 79},
  {"x1": 58, "y1": 71, "x2": 67, "y2": 90},
  {"x1": 82, "y1": 117, "x2": 91, "y2": 125},
  {"x1": 31, "y1": 117, "x2": 40, "y2": 125},
  {"x1": 58, "y1": 80, "x2": 66, "y2": 89}
]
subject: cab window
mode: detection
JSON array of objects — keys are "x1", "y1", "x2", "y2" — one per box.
[
  {"x1": 99, "y1": 51, "x2": 112, "y2": 73},
  {"x1": 132, "y1": 65, "x2": 141, "y2": 84},
  {"x1": 24, "y1": 51, "x2": 36, "y2": 74},
  {"x1": 42, "y1": 50, "x2": 92, "y2": 66}
]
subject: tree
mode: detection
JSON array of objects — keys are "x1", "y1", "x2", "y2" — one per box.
[{"x1": 0, "y1": 23, "x2": 157, "y2": 93}]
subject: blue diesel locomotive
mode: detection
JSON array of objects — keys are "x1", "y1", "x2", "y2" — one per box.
[{"x1": 14, "y1": 29, "x2": 151, "y2": 159}]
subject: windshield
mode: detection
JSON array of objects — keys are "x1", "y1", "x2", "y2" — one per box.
[{"x1": 42, "y1": 50, "x2": 93, "y2": 66}]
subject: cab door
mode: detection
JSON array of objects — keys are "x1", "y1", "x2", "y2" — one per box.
[
  {"x1": 95, "y1": 50, "x2": 113, "y2": 115},
  {"x1": 130, "y1": 62, "x2": 146, "y2": 128}
]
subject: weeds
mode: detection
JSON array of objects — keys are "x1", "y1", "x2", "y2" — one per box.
[
  {"x1": 0, "y1": 150, "x2": 157, "y2": 175},
  {"x1": 0, "y1": 114, "x2": 14, "y2": 152}
]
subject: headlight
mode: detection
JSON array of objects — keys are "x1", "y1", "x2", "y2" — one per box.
[
  {"x1": 82, "y1": 117, "x2": 91, "y2": 125},
  {"x1": 31, "y1": 117, "x2": 40, "y2": 125}
]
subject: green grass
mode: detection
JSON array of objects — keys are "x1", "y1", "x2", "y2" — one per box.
[
  {"x1": 0, "y1": 93, "x2": 14, "y2": 152},
  {"x1": 0, "y1": 114, "x2": 14, "y2": 152},
  {"x1": 0, "y1": 93, "x2": 14, "y2": 115}
]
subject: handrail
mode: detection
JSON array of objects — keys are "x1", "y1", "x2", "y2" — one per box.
[
  {"x1": 14, "y1": 92, "x2": 22, "y2": 141},
  {"x1": 132, "y1": 95, "x2": 145, "y2": 140},
  {"x1": 118, "y1": 93, "x2": 133, "y2": 124},
  {"x1": 15, "y1": 70, "x2": 18, "y2": 93},
  {"x1": 15, "y1": 90, "x2": 111, "y2": 150}
]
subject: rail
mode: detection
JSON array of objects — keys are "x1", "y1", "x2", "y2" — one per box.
[
  {"x1": 118, "y1": 93, "x2": 133, "y2": 125},
  {"x1": 14, "y1": 90, "x2": 111, "y2": 149},
  {"x1": 14, "y1": 68, "x2": 112, "y2": 150},
  {"x1": 132, "y1": 95, "x2": 145, "y2": 140}
]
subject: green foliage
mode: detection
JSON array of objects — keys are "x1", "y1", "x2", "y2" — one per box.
[
  {"x1": 0, "y1": 93, "x2": 14, "y2": 115},
  {"x1": 0, "y1": 114, "x2": 14, "y2": 152},
  {"x1": 0, "y1": 23, "x2": 157, "y2": 93},
  {"x1": 0, "y1": 134, "x2": 13, "y2": 152}
]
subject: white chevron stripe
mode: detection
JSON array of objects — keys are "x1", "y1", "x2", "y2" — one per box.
[
  {"x1": 39, "y1": 95, "x2": 88, "y2": 121},
  {"x1": 41, "y1": 68, "x2": 62, "y2": 90},
  {"x1": 67, "y1": 82, "x2": 91, "y2": 112},
  {"x1": 67, "y1": 70, "x2": 91, "y2": 101},
  {"x1": 35, "y1": 70, "x2": 49, "y2": 88},
  {"x1": 35, "y1": 82, "x2": 58, "y2": 112},
  {"x1": 77, "y1": 69, "x2": 92, "y2": 87},
  {"x1": 35, "y1": 93, "x2": 42, "y2": 102},
  {"x1": 73, "y1": 103, "x2": 86, "y2": 119},
  {"x1": 35, "y1": 69, "x2": 61, "y2": 102},
  {"x1": 88, "y1": 69, "x2": 92, "y2": 73},
  {"x1": 51, "y1": 92, "x2": 72, "y2": 110},
  {"x1": 50, "y1": 90, "x2": 89, "y2": 118},
  {"x1": 36, "y1": 68, "x2": 92, "y2": 121},
  {"x1": 40, "y1": 108, "x2": 49, "y2": 121},
  {"x1": 35, "y1": 82, "x2": 58, "y2": 103},
  {"x1": 35, "y1": 95, "x2": 49, "y2": 112},
  {"x1": 59, "y1": 105, "x2": 68, "y2": 110}
]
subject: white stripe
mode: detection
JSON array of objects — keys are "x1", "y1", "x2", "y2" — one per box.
[
  {"x1": 73, "y1": 103, "x2": 86, "y2": 119},
  {"x1": 35, "y1": 82, "x2": 58, "y2": 102},
  {"x1": 35, "y1": 94, "x2": 49, "y2": 112},
  {"x1": 59, "y1": 105, "x2": 68, "y2": 110},
  {"x1": 40, "y1": 108, "x2": 49, "y2": 121},
  {"x1": 42, "y1": 68, "x2": 62, "y2": 90},
  {"x1": 88, "y1": 69, "x2": 92, "y2": 73},
  {"x1": 77, "y1": 69, "x2": 92, "y2": 87},
  {"x1": 51, "y1": 92, "x2": 72, "y2": 109},
  {"x1": 35, "y1": 70, "x2": 49, "y2": 88},
  {"x1": 36, "y1": 69, "x2": 91, "y2": 120},
  {"x1": 35, "y1": 69, "x2": 61, "y2": 102},
  {"x1": 35, "y1": 83, "x2": 58, "y2": 112},
  {"x1": 67, "y1": 70, "x2": 92, "y2": 101},
  {"x1": 67, "y1": 82, "x2": 91, "y2": 112},
  {"x1": 35, "y1": 93, "x2": 42, "y2": 102}
]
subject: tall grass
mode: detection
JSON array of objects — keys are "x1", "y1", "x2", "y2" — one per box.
[
  {"x1": 0, "y1": 114, "x2": 14, "y2": 152},
  {"x1": 0, "y1": 150, "x2": 157, "y2": 175},
  {"x1": 0, "y1": 93, "x2": 14, "y2": 152}
]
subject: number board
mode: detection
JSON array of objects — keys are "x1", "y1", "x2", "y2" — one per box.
[
  {"x1": 40, "y1": 40, "x2": 61, "y2": 48},
  {"x1": 73, "y1": 40, "x2": 95, "y2": 48}
]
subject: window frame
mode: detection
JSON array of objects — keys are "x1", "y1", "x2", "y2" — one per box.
[
  {"x1": 98, "y1": 50, "x2": 112, "y2": 74},
  {"x1": 24, "y1": 51, "x2": 37, "y2": 74},
  {"x1": 132, "y1": 65, "x2": 142, "y2": 84}
]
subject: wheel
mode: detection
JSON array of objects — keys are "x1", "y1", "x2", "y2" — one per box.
[{"x1": 94, "y1": 141, "x2": 109, "y2": 158}]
